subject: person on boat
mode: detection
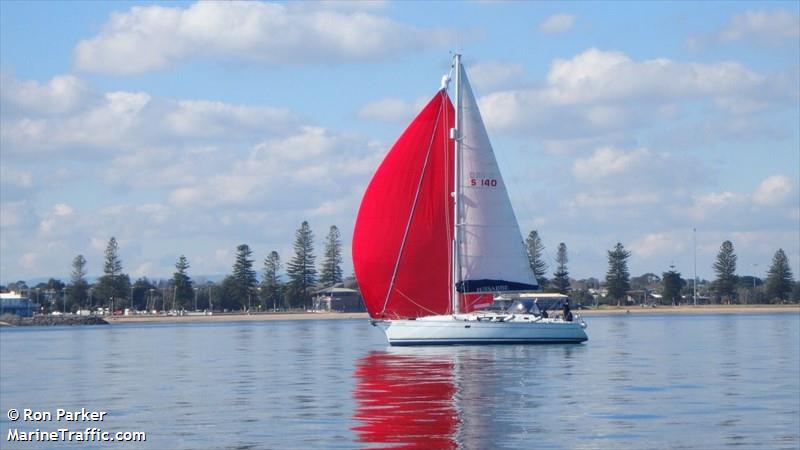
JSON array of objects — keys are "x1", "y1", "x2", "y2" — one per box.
[
  {"x1": 563, "y1": 299, "x2": 573, "y2": 322},
  {"x1": 532, "y1": 299, "x2": 541, "y2": 317}
]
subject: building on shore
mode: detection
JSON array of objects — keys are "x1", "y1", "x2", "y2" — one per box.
[
  {"x1": 312, "y1": 287, "x2": 365, "y2": 312},
  {"x1": 0, "y1": 292, "x2": 40, "y2": 317}
]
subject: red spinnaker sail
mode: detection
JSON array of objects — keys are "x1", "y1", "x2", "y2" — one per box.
[{"x1": 352, "y1": 91, "x2": 454, "y2": 319}]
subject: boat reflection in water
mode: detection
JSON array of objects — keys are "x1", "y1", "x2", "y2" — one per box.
[{"x1": 352, "y1": 350, "x2": 461, "y2": 449}]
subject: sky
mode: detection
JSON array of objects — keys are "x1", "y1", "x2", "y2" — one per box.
[{"x1": 1, "y1": 1, "x2": 798, "y2": 285}]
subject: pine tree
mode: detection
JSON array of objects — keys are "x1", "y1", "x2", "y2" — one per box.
[
  {"x1": 261, "y1": 251, "x2": 283, "y2": 311},
  {"x1": 94, "y1": 237, "x2": 130, "y2": 309},
  {"x1": 287, "y1": 221, "x2": 317, "y2": 309},
  {"x1": 552, "y1": 242, "x2": 570, "y2": 294},
  {"x1": 765, "y1": 248, "x2": 794, "y2": 302},
  {"x1": 320, "y1": 225, "x2": 343, "y2": 287},
  {"x1": 526, "y1": 230, "x2": 548, "y2": 288},
  {"x1": 171, "y1": 255, "x2": 194, "y2": 310},
  {"x1": 713, "y1": 240, "x2": 737, "y2": 303},
  {"x1": 605, "y1": 242, "x2": 631, "y2": 306},
  {"x1": 661, "y1": 268, "x2": 685, "y2": 306},
  {"x1": 67, "y1": 254, "x2": 89, "y2": 309},
  {"x1": 232, "y1": 244, "x2": 258, "y2": 311}
]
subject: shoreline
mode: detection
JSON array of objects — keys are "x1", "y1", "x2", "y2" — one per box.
[
  {"x1": 577, "y1": 304, "x2": 799, "y2": 316},
  {"x1": 100, "y1": 304, "x2": 799, "y2": 325},
  {"x1": 104, "y1": 311, "x2": 371, "y2": 324}
]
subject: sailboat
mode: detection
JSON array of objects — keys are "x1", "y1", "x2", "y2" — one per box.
[{"x1": 353, "y1": 54, "x2": 588, "y2": 346}]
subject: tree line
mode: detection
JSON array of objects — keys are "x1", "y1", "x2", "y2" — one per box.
[
  {"x1": 3, "y1": 226, "x2": 797, "y2": 313},
  {"x1": 2, "y1": 222, "x2": 345, "y2": 314},
  {"x1": 525, "y1": 231, "x2": 798, "y2": 305}
]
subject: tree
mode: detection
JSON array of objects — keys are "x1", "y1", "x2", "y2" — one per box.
[
  {"x1": 552, "y1": 243, "x2": 570, "y2": 294},
  {"x1": 319, "y1": 225, "x2": 343, "y2": 287},
  {"x1": 35, "y1": 278, "x2": 66, "y2": 312},
  {"x1": 94, "y1": 237, "x2": 131, "y2": 310},
  {"x1": 765, "y1": 249, "x2": 794, "y2": 302},
  {"x1": 67, "y1": 254, "x2": 89, "y2": 309},
  {"x1": 712, "y1": 240, "x2": 737, "y2": 304},
  {"x1": 605, "y1": 242, "x2": 631, "y2": 306},
  {"x1": 287, "y1": 221, "x2": 317, "y2": 309},
  {"x1": 662, "y1": 268, "x2": 685, "y2": 306},
  {"x1": 8, "y1": 280, "x2": 28, "y2": 292},
  {"x1": 232, "y1": 244, "x2": 258, "y2": 311},
  {"x1": 132, "y1": 277, "x2": 157, "y2": 311},
  {"x1": 526, "y1": 230, "x2": 548, "y2": 288},
  {"x1": 218, "y1": 276, "x2": 241, "y2": 312},
  {"x1": 261, "y1": 251, "x2": 283, "y2": 311},
  {"x1": 171, "y1": 255, "x2": 194, "y2": 310}
]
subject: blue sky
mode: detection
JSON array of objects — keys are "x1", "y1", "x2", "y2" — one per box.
[{"x1": 1, "y1": 1, "x2": 798, "y2": 284}]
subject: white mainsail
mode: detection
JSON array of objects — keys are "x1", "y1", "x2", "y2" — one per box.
[{"x1": 455, "y1": 63, "x2": 537, "y2": 293}]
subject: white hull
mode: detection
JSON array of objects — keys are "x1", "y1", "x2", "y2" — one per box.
[{"x1": 374, "y1": 314, "x2": 588, "y2": 346}]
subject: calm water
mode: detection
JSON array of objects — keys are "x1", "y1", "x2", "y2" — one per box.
[{"x1": 1, "y1": 314, "x2": 798, "y2": 449}]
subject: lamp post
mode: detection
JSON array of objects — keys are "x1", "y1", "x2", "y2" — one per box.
[
  {"x1": 194, "y1": 287, "x2": 198, "y2": 312},
  {"x1": 693, "y1": 227, "x2": 697, "y2": 306},
  {"x1": 130, "y1": 286, "x2": 134, "y2": 312},
  {"x1": 62, "y1": 287, "x2": 66, "y2": 314}
]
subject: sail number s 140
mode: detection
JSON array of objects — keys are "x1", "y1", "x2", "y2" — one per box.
[{"x1": 470, "y1": 178, "x2": 497, "y2": 187}]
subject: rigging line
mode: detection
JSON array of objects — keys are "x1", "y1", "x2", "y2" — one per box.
[
  {"x1": 380, "y1": 92, "x2": 446, "y2": 315},
  {"x1": 394, "y1": 287, "x2": 442, "y2": 317}
]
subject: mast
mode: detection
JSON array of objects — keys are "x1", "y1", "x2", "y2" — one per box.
[
  {"x1": 693, "y1": 227, "x2": 697, "y2": 306},
  {"x1": 451, "y1": 54, "x2": 462, "y2": 315}
]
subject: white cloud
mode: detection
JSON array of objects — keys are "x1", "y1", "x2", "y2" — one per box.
[
  {"x1": 544, "y1": 49, "x2": 763, "y2": 106},
  {"x1": 73, "y1": 2, "x2": 452, "y2": 74},
  {"x1": 687, "y1": 9, "x2": 800, "y2": 51},
  {"x1": 631, "y1": 232, "x2": 686, "y2": 258},
  {"x1": 39, "y1": 203, "x2": 77, "y2": 236},
  {"x1": 478, "y1": 48, "x2": 794, "y2": 143},
  {"x1": 2, "y1": 90, "x2": 152, "y2": 154},
  {"x1": 1, "y1": 74, "x2": 301, "y2": 158},
  {"x1": 167, "y1": 126, "x2": 380, "y2": 208},
  {"x1": 538, "y1": 13, "x2": 576, "y2": 34},
  {"x1": 572, "y1": 146, "x2": 650, "y2": 180},
  {"x1": 0, "y1": 74, "x2": 88, "y2": 115},
  {"x1": 752, "y1": 175, "x2": 794, "y2": 206},
  {"x1": 720, "y1": 10, "x2": 800, "y2": 46},
  {"x1": 681, "y1": 176, "x2": 798, "y2": 225},
  {"x1": 165, "y1": 101, "x2": 298, "y2": 139},
  {"x1": 53, "y1": 203, "x2": 74, "y2": 217}
]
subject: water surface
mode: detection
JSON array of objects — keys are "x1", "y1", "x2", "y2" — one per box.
[{"x1": 1, "y1": 314, "x2": 798, "y2": 449}]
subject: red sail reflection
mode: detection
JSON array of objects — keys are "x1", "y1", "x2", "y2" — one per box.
[{"x1": 352, "y1": 351, "x2": 460, "y2": 449}]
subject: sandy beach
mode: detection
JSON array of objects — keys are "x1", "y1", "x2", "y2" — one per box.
[{"x1": 102, "y1": 304, "x2": 799, "y2": 324}]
